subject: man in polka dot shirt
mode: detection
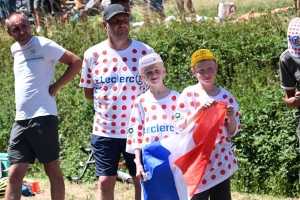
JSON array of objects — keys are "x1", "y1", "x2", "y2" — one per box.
[
  {"x1": 79, "y1": 4, "x2": 153, "y2": 200},
  {"x1": 280, "y1": 17, "x2": 300, "y2": 184},
  {"x1": 174, "y1": 49, "x2": 241, "y2": 200}
]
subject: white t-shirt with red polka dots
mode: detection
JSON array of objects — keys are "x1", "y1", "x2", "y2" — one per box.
[
  {"x1": 174, "y1": 85, "x2": 241, "y2": 194},
  {"x1": 126, "y1": 90, "x2": 180, "y2": 154},
  {"x1": 79, "y1": 39, "x2": 153, "y2": 138}
]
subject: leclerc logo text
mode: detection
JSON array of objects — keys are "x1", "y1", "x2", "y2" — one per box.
[
  {"x1": 95, "y1": 74, "x2": 143, "y2": 85},
  {"x1": 144, "y1": 124, "x2": 174, "y2": 134}
]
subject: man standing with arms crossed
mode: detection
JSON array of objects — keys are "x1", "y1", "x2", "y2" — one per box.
[
  {"x1": 5, "y1": 12, "x2": 82, "y2": 200},
  {"x1": 79, "y1": 4, "x2": 153, "y2": 200}
]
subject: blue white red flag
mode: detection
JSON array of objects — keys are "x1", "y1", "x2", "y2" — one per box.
[{"x1": 141, "y1": 102, "x2": 227, "y2": 199}]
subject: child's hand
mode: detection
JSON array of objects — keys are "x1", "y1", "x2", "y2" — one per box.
[
  {"x1": 295, "y1": 91, "x2": 300, "y2": 98},
  {"x1": 201, "y1": 98, "x2": 217, "y2": 109},
  {"x1": 136, "y1": 164, "x2": 147, "y2": 182},
  {"x1": 224, "y1": 105, "x2": 235, "y2": 117}
]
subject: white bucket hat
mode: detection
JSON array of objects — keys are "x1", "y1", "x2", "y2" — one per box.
[{"x1": 138, "y1": 53, "x2": 164, "y2": 73}]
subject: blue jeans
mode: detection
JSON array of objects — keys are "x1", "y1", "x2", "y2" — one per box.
[
  {"x1": 148, "y1": 0, "x2": 164, "y2": 13},
  {"x1": 0, "y1": 0, "x2": 16, "y2": 18}
]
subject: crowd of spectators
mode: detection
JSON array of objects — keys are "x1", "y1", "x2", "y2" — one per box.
[{"x1": 0, "y1": 0, "x2": 196, "y2": 31}]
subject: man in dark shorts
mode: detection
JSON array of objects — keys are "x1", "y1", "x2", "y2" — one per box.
[
  {"x1": 4, "y1": 12, "x2": 82, "y2": 200},
  {"x1": 79, "y1": 4, "x2": 153, "y2": 200},
  {"x1": 42, "y1": 0, "x2": 65, "y2": 24},
  {"x1": 28, "y1": 0, "x2": 65, "y2": 32}
]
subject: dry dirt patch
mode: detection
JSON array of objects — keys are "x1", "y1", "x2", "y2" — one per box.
[{"x1": 0, "y1": 178, "x2": 294, "y2": 200}]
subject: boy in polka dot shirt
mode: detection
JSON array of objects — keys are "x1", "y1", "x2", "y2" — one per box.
[
  {"x1": 126, "y1": 53, "x2": 180, "y2": 194},
  {"x1": 174, "y1": 49, "x2": 241, "y2": 200}
]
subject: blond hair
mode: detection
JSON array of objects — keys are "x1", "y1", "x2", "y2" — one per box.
[{"x1": 140, "y1": 62, "x2": 165, "y2": 75}]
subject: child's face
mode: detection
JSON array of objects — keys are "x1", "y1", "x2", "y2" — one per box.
[
  {"x1": 192, "y1": 60, "x2": 218, "y2": 85},
  {"x1": 141, "y1": 64, "x2": 165, "y2": 86}
]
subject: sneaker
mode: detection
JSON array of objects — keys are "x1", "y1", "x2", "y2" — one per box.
[{"x1": 36, "y1": 26, "x2": 42, "y2": 33}]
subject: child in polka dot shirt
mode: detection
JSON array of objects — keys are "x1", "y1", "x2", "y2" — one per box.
[
  {"x1": 174, "y1": 49, "x2": 241, "y2": 200},
  {"x1": 126, "y1": 53, "x2": 180, "y2": 183}
]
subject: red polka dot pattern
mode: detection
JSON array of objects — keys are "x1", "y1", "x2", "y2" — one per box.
[
  {"x1": 79, "y1": 44, "x2": 154, "y2": 137},
  {"x1": 126, "y1": 90, "x2": 180, "y2": 154},
  {"x1": 175, "y1": 86, "x2": 241, "y2": 190}
]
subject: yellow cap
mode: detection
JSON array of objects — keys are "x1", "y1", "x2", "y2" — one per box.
[{"x1": 191, "y1": 49, "x2": 216, "y2": 68}]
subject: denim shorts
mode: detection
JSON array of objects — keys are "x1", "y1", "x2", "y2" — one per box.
[
  {"x1": 148, "y1": 0, "x2": 164, "y2": 13},
  {"x1": 0, "y1": 0, "x2": 16, "y2": 18}
]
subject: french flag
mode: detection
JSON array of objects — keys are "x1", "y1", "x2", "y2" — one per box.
[{"x1": 141, "y1": 102, "x2": 227, "y2": 200}]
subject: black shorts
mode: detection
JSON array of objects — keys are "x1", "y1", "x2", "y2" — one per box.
[
  {"x1": 111, "y1": 0, "x2": 130, "y2": 3},
  {"x1": 8, "y1": 115, "x2": 59, "y2": 165},
  {"x1": 42, "y1": 0, "x2": 61, "y2": 13},
  {"x1": 91, "y1": 135, "x2": 136, "y2": 177},
  {"x1": 191, "y1": 177, "x2": 231, "y2": 200}
]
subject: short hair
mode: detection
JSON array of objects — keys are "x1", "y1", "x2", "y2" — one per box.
[{"x1": 5, "y1": 12, "x2": 28, "y2": 30}]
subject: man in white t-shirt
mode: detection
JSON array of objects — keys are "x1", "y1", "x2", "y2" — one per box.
[
  {"x1": 5, "y1": 12, "x2": 82, "y2": 200},
  {"x1": 79, "y1": 4, "x2": 153, "y2": 200}
]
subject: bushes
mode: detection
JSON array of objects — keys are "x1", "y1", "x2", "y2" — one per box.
[{"x1": 0, "y1": 12, "x2": 299, "y2": 197}]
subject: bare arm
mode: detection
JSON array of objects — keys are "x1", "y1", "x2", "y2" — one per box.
[
  {"x1": 284, "y1": 89, "x2": 300, "y2": 109},
  {"x1": 83, "y1": 88, "x2": 94, "y2": 100},
  {"x1": 225, "y1": 105, "x2": 237, "y2": 135},
  {"x1": 134, "y1": 149, "x2": 146, "y2": 181},
  {"x1": 49, "y1": 50, "x2": 82, "y2": 96}
]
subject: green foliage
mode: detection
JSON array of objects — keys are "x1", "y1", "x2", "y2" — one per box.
[{"x1": 0, "y1": 10, "x2": 299, "y2": 197}]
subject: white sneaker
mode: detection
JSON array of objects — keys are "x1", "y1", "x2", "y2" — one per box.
[{"x1": 36, "y1": 26, "x2": 42, "y2": 33}]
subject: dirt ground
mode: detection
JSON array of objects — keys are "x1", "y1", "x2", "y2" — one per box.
[
  {"x1": 1, "y1": 178, "x2": 134, "y2": 200},
  {"x1": 0, "y1": 178, "x2": 298, "y2": 200}
]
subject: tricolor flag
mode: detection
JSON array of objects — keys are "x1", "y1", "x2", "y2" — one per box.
[{"x1": 141, "y1": 102, "x2": 227, "y2": 200}]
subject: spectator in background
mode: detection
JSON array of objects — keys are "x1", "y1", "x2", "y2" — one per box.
[
  {"x1": 28, "y1": 0, "x2": 65, "y2": 33},
  {"x1": 0, "y1": 0, "x2": 17, "y2": 28},
  {"x1": 42, "y1": 0, "x2": 65, "y2": 26},
  {"x1": 74, "y1": 0, "x2": 88, "y2": 22},
  {"x1": 48, "y1": 0, "x2": 65, "y2": 24},
  {"x1": 111, "y1": 0, "x2": 130, "y2": 14},
  {"x1": 142, "y1": 0, "x2": 165, "y2": 22},
  {"x1": 0, "y1": 1, "x2": 6, "y2": 28},
  {"x1": 279, "y1": 17, "x2": 300, "y2": 184},
  {"x1": 4, "y1": 0, "x2": 17, "y2": 14},
  {"x1": 176, "y1": 0, "x2": 196, "y2": 19},
  {"x1": 28, "y1": 0, "x2": 43, "y2": 33},
  {"x1": 85, "y1": 0, "x2": 104, "y2": 16}
]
